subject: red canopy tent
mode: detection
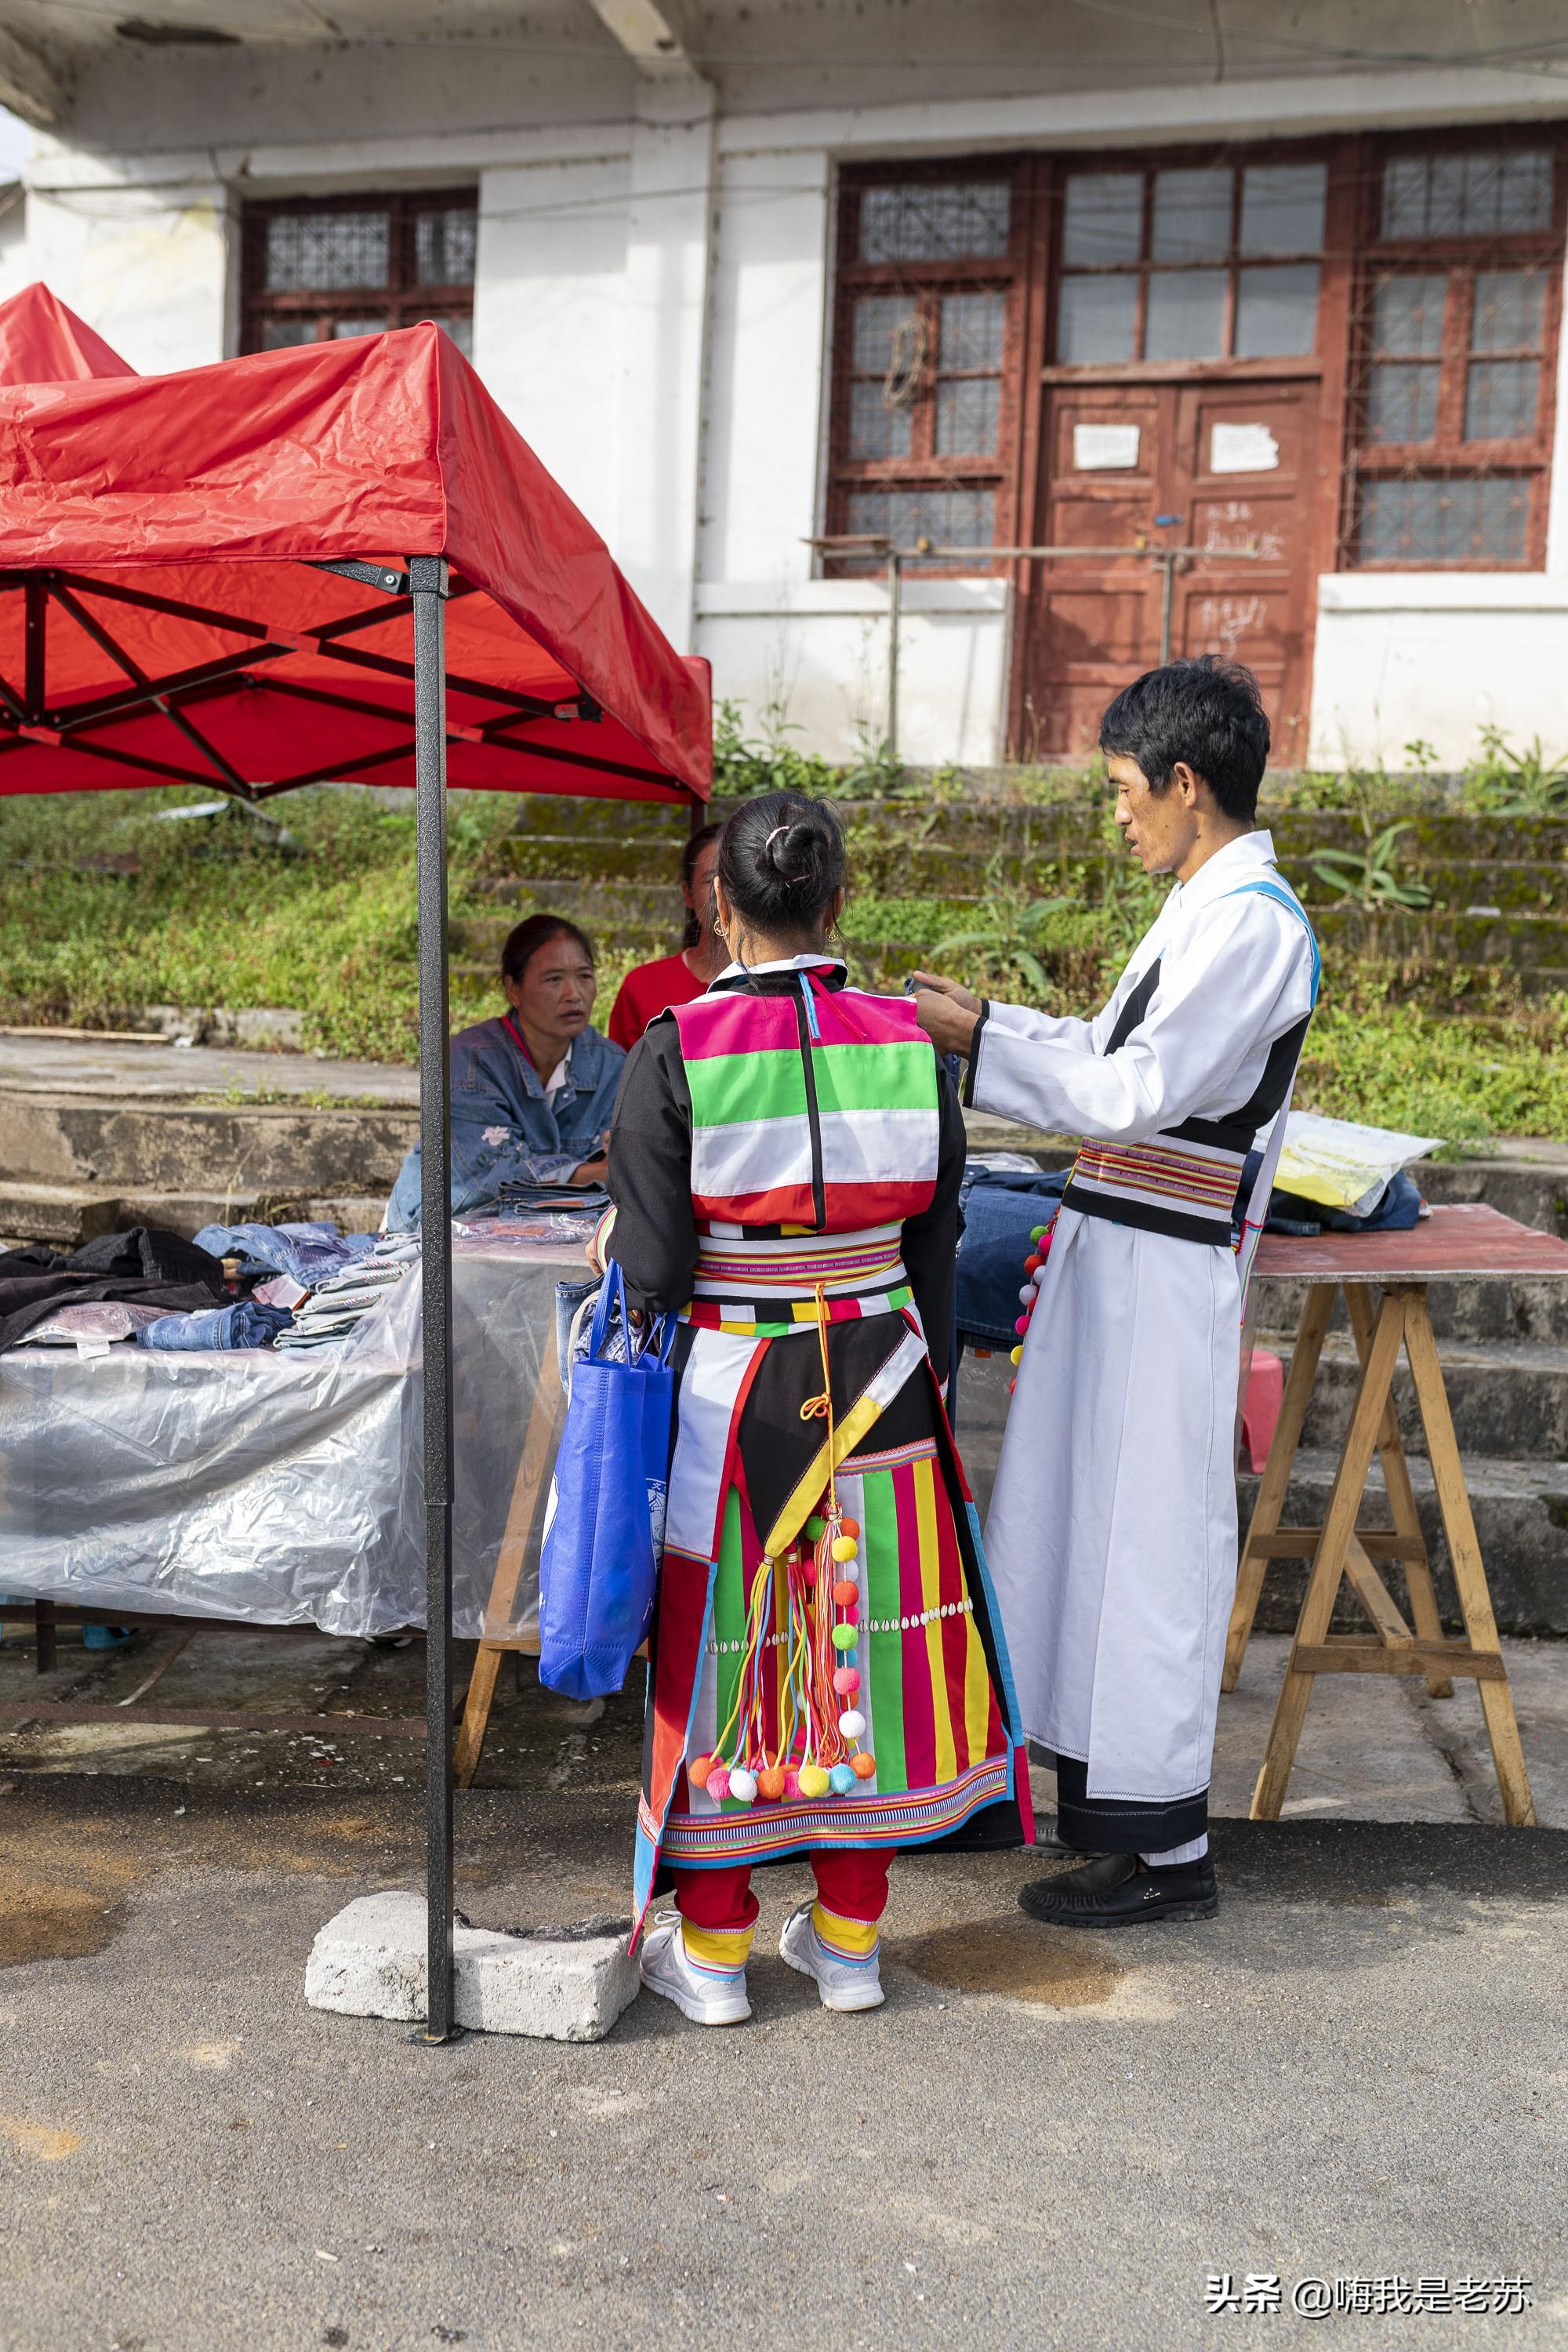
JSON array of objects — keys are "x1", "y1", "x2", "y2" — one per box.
[{"x1": 0, "y1": 285, "x2": 712, "y2": 2038}]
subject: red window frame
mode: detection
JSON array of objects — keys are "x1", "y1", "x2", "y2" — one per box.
[
  {"x1": 1342, "y1": 129, "x2": 1567, "y2": 570},
  {"x1": 825, "y1": 162, "x2": 1033, "y2": 572},
  {"x1": 240, "y1": 188, "x2": 477, "y2": 354}
]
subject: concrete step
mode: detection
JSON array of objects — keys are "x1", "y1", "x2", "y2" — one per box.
[
  {"x1": 1419, "y1": 1159, "x2": 1568, "y2": 1239},
  {"x1": 1257, "y1": 1327, "x2": 1568, "y2": 1462},
  {"x1": 1236, "y1": 1446, "x2": 1568, "y2": 1637},
  {"x1": 0, "y1": 1180, "x2": 387, "y2": 1250},
  {"x1": 0, "y1": 1095, "x2": 416, "y2": 1195}
]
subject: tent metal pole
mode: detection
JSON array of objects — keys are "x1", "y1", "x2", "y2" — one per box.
[{"x1": 410, "y1": 553, "x2": 459, "y2": 2044}]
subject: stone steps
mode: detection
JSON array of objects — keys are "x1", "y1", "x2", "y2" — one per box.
[
  {"x1": 1234, "y1": 1446, "x2": 1568, "y2": 1637},
  {"x1": 506, "y1": 789, "x2": 1568, "y2": 865},
  {"x1": 1255, "y1": 1327, "x2": 1568, "y2": 1461},
  {"x1": 0, "y1": 1178, "x2": 387, "y2": 1250}
]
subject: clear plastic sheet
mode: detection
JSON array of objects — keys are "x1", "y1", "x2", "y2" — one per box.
[{"x1": 0, "y1": 1232, "x2": 583, "y2": 1640}]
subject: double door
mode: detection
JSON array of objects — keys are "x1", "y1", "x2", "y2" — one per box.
[{"x1": 1017, "y1": 376, "x2": 1321, "y2": 765}]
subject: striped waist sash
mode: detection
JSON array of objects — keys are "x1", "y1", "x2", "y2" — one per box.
[
  {"x1": 1061, "y1": 1134, "x2": 1243, "y2": 1247},
  {"x1": 683, "y1": 1223, "x2": 913, "y2": 1334}
]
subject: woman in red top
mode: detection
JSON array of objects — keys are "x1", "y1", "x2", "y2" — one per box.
[{"x1": 607, "y1": 822, "x2": 724, "y2": 1049}]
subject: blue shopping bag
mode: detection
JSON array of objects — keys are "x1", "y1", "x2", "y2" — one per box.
[{"x1": 537, "y1": 1263, "x2": 677, "y2": 1700}]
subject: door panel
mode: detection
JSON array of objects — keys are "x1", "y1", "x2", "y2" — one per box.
[
  {"x1": 1168, "y1": 381, "x2": 1316, "y2": 753},
  {"x1": 1019, "y1": 376, "x2": 1319, "y2": 763}
]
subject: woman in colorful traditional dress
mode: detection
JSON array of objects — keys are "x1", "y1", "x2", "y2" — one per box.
[{"x1": 596, "y1": 790, "x2": 1032, "y2": 2027}]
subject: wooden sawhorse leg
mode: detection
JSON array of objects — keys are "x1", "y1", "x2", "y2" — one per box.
[
  {"x1": 453, "y1": 1327, "x2": 563, "y2": 1788},
  {"x1": 1342, "y1": 1282, "x2": 1452, "y2": 1700},
  {"x1": 1223, "y1": 1284, "x2": 1332, "y2": 1690},
  {"x1": 1250, "y1": 1283, "x2": 1537, "y2": 1826},
  {"x1": 1403, "y1": 1292, "x2": 1535, "y2": 1826}
]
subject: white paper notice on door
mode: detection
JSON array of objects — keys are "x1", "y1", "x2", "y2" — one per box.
[
  {"x1": 1073, "y1": 423, "x2": 1140, "y2": 470},
  {"x1": 1210, "y1": 422, "x2": 1279, "y2": 474}
]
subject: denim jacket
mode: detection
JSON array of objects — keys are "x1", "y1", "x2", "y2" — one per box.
[{"x1": 386, "y1": 1016, "x2": 626, "y2": 1229}]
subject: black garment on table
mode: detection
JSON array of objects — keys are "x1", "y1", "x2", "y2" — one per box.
[
  {"x1": 64, "y1": 1226, "x2": 225, "y2": 1283},
  {"x1": 0, "y1": 1228, "x2": 228, "y2": 1353},
  {"x1": 605, "y1": 964, "x2": 969, "y2": 1388},
  {"x1": 1049, "y1": 1751, "x2": 1208, "y2": 1856}
]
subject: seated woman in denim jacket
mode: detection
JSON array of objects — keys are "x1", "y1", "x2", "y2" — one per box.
[{"x1": 386, "y1": 915, "x2": 625, "y2": 1229}]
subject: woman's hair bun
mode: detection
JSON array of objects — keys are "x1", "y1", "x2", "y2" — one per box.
[
  {"x1": 762, "y1": 818, "x2": 829, "y2": 887},
  {"x1": 716, "y1": 791, "x2": 847, "y2": 938}
]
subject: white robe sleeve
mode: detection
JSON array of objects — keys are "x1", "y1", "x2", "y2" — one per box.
[
  {"x1": 981, "y1": 999, "x2": 1098, "y2": 1051},
  {"x1": 969, "y1": 895, "x2": 1313, "y2": 1144}
]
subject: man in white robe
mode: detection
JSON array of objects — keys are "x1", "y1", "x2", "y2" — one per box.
[{"x1": 915, "y1": 656, "x2": 1318, "y2": 1926}]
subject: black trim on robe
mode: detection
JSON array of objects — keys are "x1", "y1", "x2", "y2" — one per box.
[
  {"x1": 1050, "y1": 1754, "x2": 1208, "y2": 1855},
  {"x1": 1103, "y1": 960, "x2": 1161, "y2": 1052},
  {"x1": 960, "y1": 1003, "x2": 989, "y2": 1108}
]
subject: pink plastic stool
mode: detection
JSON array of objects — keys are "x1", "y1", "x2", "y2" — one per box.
[{"x1": 1241, "y1": 1349, "x2": 1285, "y2": 1473}]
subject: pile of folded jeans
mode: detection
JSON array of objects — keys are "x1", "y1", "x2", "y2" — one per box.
[
  {"x1": 272, "y1": 1234, "x2": 419, "y2": 1352},
  {"x1": 136, "y1": 1299, "x2": 295, "y2": 1352},
  {"x1": 192, "y1": 1219, "x2": 379, "y2": 1288}
]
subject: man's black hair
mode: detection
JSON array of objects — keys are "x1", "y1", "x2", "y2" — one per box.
[{"x1": 1098, "y1": 655, "x2": 1270, "y2": 822}]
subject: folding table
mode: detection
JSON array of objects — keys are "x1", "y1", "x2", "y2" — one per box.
[{"x1": 1226, "y1": 1202, "x2": 1568, "y2": 1826}]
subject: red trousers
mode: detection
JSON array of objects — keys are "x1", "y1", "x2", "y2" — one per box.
[{"x1": 674, "y1": 1850, "x2": 891, "y2": 1935}]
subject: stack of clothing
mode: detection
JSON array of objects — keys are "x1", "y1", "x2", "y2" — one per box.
[
  {"x1": 0, "y1": 1227, "x2": 231, "y2": 1354},
  {"x1": 496, "y1": 1180, "x2": 609, "y2": 1216},
  {"x1": 272, "y1": 1234, "x2": 419, "y2": 1352},
  {"x1": 192, "y1": 1219, "x2": 379, "y2": 1287}
]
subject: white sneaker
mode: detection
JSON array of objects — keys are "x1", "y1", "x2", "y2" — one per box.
[
  {"x1": 638, "y1": 1914, "x2": 752, "y2": 2027},
  {"x1": 778, "y1": 1902, "x2": 885, "y2": 2013}
]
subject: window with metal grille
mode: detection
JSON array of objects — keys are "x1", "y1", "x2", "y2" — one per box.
[
  {"x1": 826, "y1": 169, "x2": 1027, "y2": 570},
  {"x1": 241, "y1": 191, "x2": 477, "y2": 357},
  {"x1": 1345, "y1": 141, "x2": 1563, "y2": 568},
  {"x1": 1053, "y1": 158, "x2": 1327, "y2": 365}
]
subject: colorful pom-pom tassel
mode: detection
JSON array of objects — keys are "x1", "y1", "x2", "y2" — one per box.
[
  {"x1": 833, "y1": 1666, "x2": 860, "y2": 1695},
  {"x1": 1011, "y1": 1345, "x2": 1022, "y2": 1366},
  {"x1": 1024, "y1": 1254, "x2": 1042, "y2": 1276},
  {"x1": 782, "y1": 1769, "x2": 802, "y2": 1802},
  {"x1": 831, "y1": 1624, "x2": 857, "y2": 1653},
  {"x1": 837, "y1": 1708, "x2": 866, "y2": 1740},
  {"x1": 727, "y1": 1766, "x2": 758, "y2": 1806},
  {"x1": 757, "y1": 1765, "x2": 786, "y2": 1802},
  {"x1": 839, "y1": 1516, "x2": 860, "y2": 1539},
  {"x1": 829, "y1": 1762, "x2": 857, "y2": 1796},
  {"x1": 851, "y1": 1751, "x2": 877, "y2": 1779},
  {"x1": 687, "y1": 1755, "x2": 713, "y2": 1789},
  {"x1": 1030, "y1": 1225, "x2": 1048, "y2": 1243},
  {"x1": 831, "y1": 1534, "x2": 858, "y2": 1564},
  {"x1": 1014, "y1": 1314, "x2": 1029, "y2": 1336},
  {"x1": 832, "y1": 1578, "x2": 858, "y2": 1608},
  {"x1": 706, "y1": 1766, "x2": 731, "y2": 1801},
  {"x1": 797, "y1": 1763, "x2": 830, "y2": 1798}
]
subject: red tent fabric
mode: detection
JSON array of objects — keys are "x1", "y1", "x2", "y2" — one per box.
[
  {"x1": 0, "y1": 294, "x2": 710, "y2": 804},
  {"x1": 0, "y1": 283, "x2": 136, "y2": 385}
]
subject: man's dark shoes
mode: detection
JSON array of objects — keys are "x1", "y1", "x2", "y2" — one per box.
[{"x1": 1018, "y1": 1851, "x2": 1218, "y2": 1929}]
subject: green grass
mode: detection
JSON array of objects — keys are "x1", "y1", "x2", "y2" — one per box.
[{"x1": 3, "y1": 779, "x2": 1566, "y2": 1143}]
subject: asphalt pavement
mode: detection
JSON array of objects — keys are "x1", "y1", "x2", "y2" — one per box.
[{"x1": 2, "y1": 1662, "x2": 1566, "y2": 2352}]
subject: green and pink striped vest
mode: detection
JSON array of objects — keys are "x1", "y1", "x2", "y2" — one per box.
[{"x1": 670, "y1": 971, "x2": 939, "y2": 1230}]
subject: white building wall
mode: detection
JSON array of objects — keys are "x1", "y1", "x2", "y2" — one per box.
[
  {"x1": 474, "y1": 152, "x2": 633, "y2": 543},
  {"x1": 18, "y1": 165, "x2": 231, "y2": 373},
  {"x1": 5, "y1": 49, "x2": 1568, "y2": 768}
]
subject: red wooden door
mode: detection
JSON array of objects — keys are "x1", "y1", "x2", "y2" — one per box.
[{"x1": 1019, "y1": 376, "x2": 1320, "y2": 764}]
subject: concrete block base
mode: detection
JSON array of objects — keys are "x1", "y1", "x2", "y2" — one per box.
[{"x1": 304, "y1": 1891, "x2": 638, "y2": 2042}]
